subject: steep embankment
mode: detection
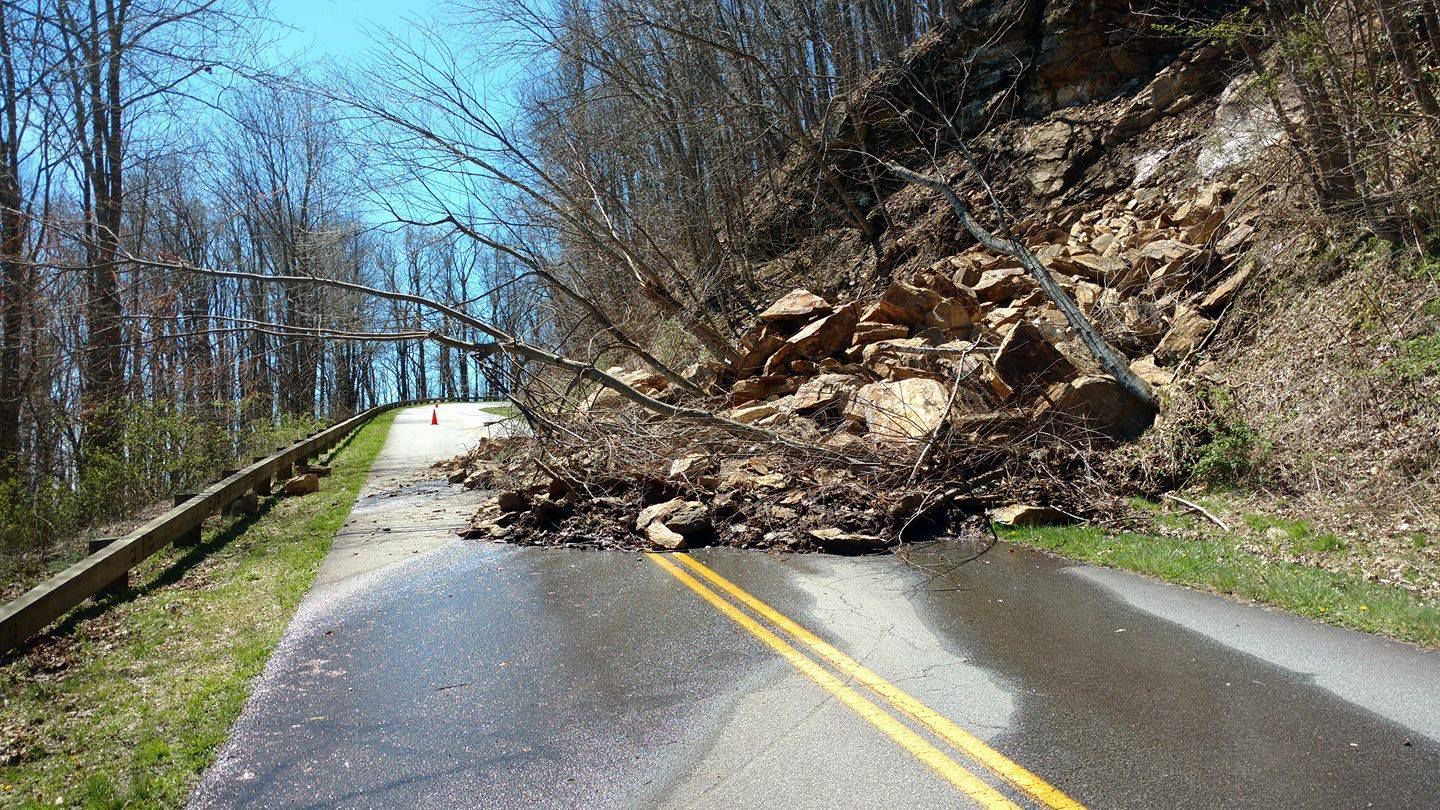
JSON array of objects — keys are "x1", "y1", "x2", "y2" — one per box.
[{"x1": 471, "y1": 3, "x2": 1439, "y2": 614}]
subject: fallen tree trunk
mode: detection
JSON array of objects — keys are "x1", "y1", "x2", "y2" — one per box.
[{"x1": 125, "y1": 252, "x2": 863, "y2": 462}]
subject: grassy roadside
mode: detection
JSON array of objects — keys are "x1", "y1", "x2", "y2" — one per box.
[
  {"x1": 0, "y1": 410, "x2": 398, "y2": 808},
  {"x1": 999, "y1": 500, "x2": 1440, "y2": 648},
  {"x1": 478, "y1": 403, "x2": 520, "y2": 419}
]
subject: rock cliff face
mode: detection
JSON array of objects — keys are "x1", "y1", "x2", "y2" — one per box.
[{"x1": 742, "y1": 0, "x2": 1240, "y2": 263}]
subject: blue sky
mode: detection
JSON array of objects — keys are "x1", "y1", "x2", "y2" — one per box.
[{"x1": 268, "y1": 0, "x2": 444, "y2": 63}]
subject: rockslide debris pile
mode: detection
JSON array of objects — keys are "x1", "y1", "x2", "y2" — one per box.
[{"x1": 447, "y1": 175, "x2": 1256, "y2": 553}]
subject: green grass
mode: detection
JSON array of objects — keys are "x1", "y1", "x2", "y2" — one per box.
[
  {"x1": 0, "y1": 411, "x2": 397, "y2": 809},
  {"x1": 1382, "y1": 334, "x2": 1440, "y2": 384},
  {"x1": 479, "y1": 403, "x2": 520, "y2": 419},
  {"x1": 1000, "y1": 517, "x2": 1440, "y2": 648}
]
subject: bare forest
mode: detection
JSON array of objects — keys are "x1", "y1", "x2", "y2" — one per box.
[{"x1": 5, "y1": 0, "x2": 1440, "y2": 574}]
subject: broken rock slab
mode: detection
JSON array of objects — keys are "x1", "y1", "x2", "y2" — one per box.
[
  {"x1": 993, "y1": 319, "x2": 1079, "y2": 395},
  {"x1": 645, "y1": 521, "x2": 688, "y2": 550},
  {"x1": 636, "y1": 498, "x2": 710, "y2": 537},
  {"x1": 991, "y1": 504, "x2": 1068, "y2": 527},
  {"x1": 807, "y1": 527, "x2": 889, "y2": 554},
  {"x1": 760, "y1": 288, "x2": 833, "y2": 323},
  {"x1": 1154, "y1": 303, "x2": 1215, "y2": 365},
  {"x1": 862, "y1": 281, "x2": 943, "y2": 326},
  {"x1": 282, "y1": 473, "x2": 319, "y2": 496}
]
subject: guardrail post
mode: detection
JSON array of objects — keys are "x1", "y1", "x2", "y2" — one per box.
[
  {"x1": 173, "y1": 493, "x2": 202, "y2": 547},
  {"x1": 86, "y1": 538, "x2": 127, "y2": 597},
  {"x1": 253, "y1": 456, "x2": 274, "y2": 495}
]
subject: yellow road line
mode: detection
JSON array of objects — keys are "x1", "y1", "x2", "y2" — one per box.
[
  {"x1": 673, "y1": 553, "x2": 1084, "y2": 810},
  {"x1": 646, "y1": 553, "x2": 1020, "y2": 809}
]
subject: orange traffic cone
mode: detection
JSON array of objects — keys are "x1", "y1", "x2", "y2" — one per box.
[{"x1": 431, "y1": 405, "x2": 439, "y2": 425}]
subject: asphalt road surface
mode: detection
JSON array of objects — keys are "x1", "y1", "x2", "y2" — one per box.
[{"x1": 193, "y1": 403, "x2": 1440, "y2": 809}]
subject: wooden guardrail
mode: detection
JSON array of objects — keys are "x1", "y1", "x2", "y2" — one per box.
[{"x1": 0, "y1": 398, "x2": 452, "y2": 657}]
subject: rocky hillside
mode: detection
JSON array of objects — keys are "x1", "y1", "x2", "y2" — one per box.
[{"x1": 461, "y1": 1, "x2": 1440, "y2": 585}]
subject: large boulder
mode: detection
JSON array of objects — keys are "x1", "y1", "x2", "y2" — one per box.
[
  {"x1": 734, "y1": 329, "x2": 788, "y2": 376},
  {"x1": 925, "y1": 290, "x2": 982, "y2": 330},
  {"x1": 846, "y1": 378, "x2": 952, "y2": 441},
  {"x1": 759, "y1": 288, "x2": 832, "y2": 323},
  {"x1": 789, "y1": 302, "x2": 859, "y2": 359},
  {"x1": 645, "y1": 522, "x2": 688, "y2": 550},
  {"x1": 993, "y1": 319, "x2": 1078, "y2": 396},
  {"x1": 970, "y1": 268, "x2": 1029, "y2": 302},
  {"x1": 636, "y1": 498, "x2": 710, "y2": 538},
  {"x1": 992, "y1": 504, "x2": 1068, "y2": 527},
  {"x1": 1049, "y1": 375, "x2": 1155, "y2": 439}
]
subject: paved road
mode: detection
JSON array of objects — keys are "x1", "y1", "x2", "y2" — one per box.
[{"x1": 194, "y1": 404, "x2": 1440, "y2": 808}]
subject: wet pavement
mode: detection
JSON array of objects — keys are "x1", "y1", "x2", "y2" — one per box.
[{"x1": 193, "y1": 405, "x2": 1440, "y2": 809}]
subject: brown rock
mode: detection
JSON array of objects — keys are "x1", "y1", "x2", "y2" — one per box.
[
  {"x1": 926, "y1": 291, "x2": 982, "y2": 330},
  {"x1": 282, "y1": 473, "x2": 319, "y2": 496},
  {"x1": 862, "y1": 282, "x2": 942, "y2": 326},
  {"x1": 851, "y1": 322, "x2": 909, "y2": 347},
  {"x1": 446, "y1": 468, "x2": 468, "y2": 484},
  {"x1": 728, "y1": 401, "x2": 782, "y2": 424},
  {"x1": 860, "y1": 337, "x2": 928, "y2": 367},
  {"x1": 1130, "y1": 355, "x2": 1175, "y2": 387},
  {"x1": 735, "y1": 331, "x2": 787, "y2": 376},
  {"x1": 807, "y1": 527, "x2": 888, "y2": 554},
  {"x1": 1199, "y1": 265, "x2": 1251, "y2": 312},
  {"x1": 789, "y1": 373, "x2": 860, "y2": 413},
  {"x1": 731, "y1": 374, "x2": 797, "y2": 404},
  {"x1": 589, "y1": 368, "x2": 669, "y2": 410},
  {"x1": 993, "y1": 319, "x2": 1078, "y2": 394},
  {"x1": 531, "y1": 496, "x2": 571, "y2": 523},
  {"x1": 665, "y1": 502, "x2": 711, "y2": 536},
  {"x1": 1155, "y1": 304, "x2": 1214, "y2": 364},
  {"x1": 1049, "y1": 375, "x2": 1155, "y2": 439},
  {"x1": 992, "y1": 504, "x2": 1067, "y2": 527},
  {"x1": 229, "y1": 491, "x2": 260, "y2": 516},
  {"x1": 1215, "y1": 223, "x2": 1255, "y2": 256},
  {"x1": 299, "y1": 463, "x2": 332, "y2": 477},
  {"x1": 971, "y1": 268, "x2": 1028, "y2": 302},
  {"x1": 759, "y1": 288, "x2": 832, "y2": 322},
  {"x1": 1069, "y1": 253, "x2": 1135, "y2": 288},
  {"x1": 645, "y1": 522, "x2": 688, "y2": 550},
  {"x1": 846, "y1": 378, "x2": 951, "y2": 441},
  {"x1": 669, "y1": 455, "x2": 708, "y2": 479},
  {"x1": 636, "y1": 498, "x2": 686, "y2": 531},
  {"x1": 766, "y1": 303, "x2": 859, "y2": 373},
  {"x1": 637, "y1": 498, "x2": 709, "y2": 537}
]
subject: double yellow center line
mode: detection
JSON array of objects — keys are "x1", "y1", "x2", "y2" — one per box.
[{"x1": 647, "y1": 553, "x2": 1083, "y2": 810}]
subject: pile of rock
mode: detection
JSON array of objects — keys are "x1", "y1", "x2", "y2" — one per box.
[
  {"x1": 454, "y1": 178, "x2": 1256, "y2": 553},
  {"x1": 717, "y1": 178, "x2": 1251, "y2": 445},
  {"x1": 453, "y1": 442, "x2": 965, "y2": 554}
]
